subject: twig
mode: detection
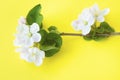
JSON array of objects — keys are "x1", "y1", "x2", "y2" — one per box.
[{"x1": 60, "y1": 32, "x2": 120, "y2": 37}]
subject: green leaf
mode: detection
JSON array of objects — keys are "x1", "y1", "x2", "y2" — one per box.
[
  {"x1": 40, "y1": 23, "x2": 43, "y2": 29},
  {"x1": 40, "y1": 32, "x2": 62, "y2": 57},
  {"x1": 83, "y1": 31, "x2": 94, "y2": 41},
  {"x1": 44, "y1": 33, "x2": 62, "y2": 48},
  {"x1": 93, "y1": 22, "x2": 115, "y2": 41},
  {"x1": 48, "y1": 33, "x2": 62, "y2": 48},
  {"x1": 39, "y1": 29, "x2": 48, "y2": 45},
  {"x1": 40, "y1": 43, "x2": 56, "y2": 51},
  {"x1": 48, "y1": 26, "x2": 60, "y2": 34},
  {"x1": 96, "y1": 22, "x2": 115, "y2": 33},
  {"x1": 93, "y1": 35, "x2": 108, "y2": 41},
  {"x1": 26, "y1": 4, "x2": 43, "y2": 26},
  {"x1": 45, "y1": 48, "x2": 60, "y2": 57},
  {"x1": 83, "y1": 22, "x2": 115, "y2": 41},
  {"x1": 83, "y1": 36, "x2": 92, "y2": 41},
  {"x1": 48, "y1": 26, "x2": 57, "y2": 31},
  {"x1": 100, "y1": 22, "x2": 115, "y2": 33}
]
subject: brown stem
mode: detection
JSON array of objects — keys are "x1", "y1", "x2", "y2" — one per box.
[{"x1": 60, "y1": 32, "x2": 120, "y2": 37}]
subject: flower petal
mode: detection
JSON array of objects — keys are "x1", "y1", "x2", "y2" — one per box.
[
  {"x1": 25, "y1": 37, "x2": 34, "y2": 47},
  {"x1": 16, "y1": 35, "x2": 34, "y2": 47},
  {"x1": 71, "y1": 20, "x2": 83, "y2": 31},
  {"x1": 16, "y1": 24, "x2": 29, "y2": 34},
  {"x1": 27, "y1": 55, "x2": 35, "y2": 62},
  {"x1": 79, "y1": 8, "x2": 91, "y2": 20},
  {"x1": 34, "y1": 56, "x2": 43, "y2": 66},
  {"x1": 79, "y1": 8, "x2": 95, "y2": 26},
  {"x1": 81, "y1": 26, "x2": 91, "y2": 35},
  {"x1": 30, "y1": 23, "x2": 40, "y2": 34},
  {"x1": 88, "y1": 17, "x2": 95, "y2": 26},
  {"x1": 38, "y1": 50, "x2": 45, "y2": 58},
  {"x1": 18, "y1": 16, "x2": 26, "y2": 25},
  {"x1": 14, "y1": 34, "x2": 26, "y2": 47},
  {"x1": 97, "y1": 16, "x2": 105, "y2": 22},
  {"x1": 16, "y1": 47, "x2": 30, "y2": 61},
  {"x1": 31, "y1": 33, "x2": 41, "y2": 42},
  {"x1": 90, "y1": 4, "x2": 99, "y2": 14},
  {"x1": 27, "y1": 47, "x2": 45, "y2": 66},
  {"x1": 100, "y1": 8, "x2": 110, "y2": 16}
]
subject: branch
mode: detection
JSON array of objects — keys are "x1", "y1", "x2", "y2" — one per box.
[{"x1": 60, "y1": 32, "x2": 120, "y2": 37}]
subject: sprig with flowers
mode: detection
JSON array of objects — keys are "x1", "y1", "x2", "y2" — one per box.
[
  {"x1": 14, "y1": 4, "x2": 62, "y2": 66},
  {"x1": 70, "y1": 4, "x2": 117, "y2": 41},
  {"x1": 14, "y1": 4, "x2": 120, "y2": 66}
]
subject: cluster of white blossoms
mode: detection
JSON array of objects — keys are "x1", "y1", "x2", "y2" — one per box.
[
  {"x1": 72, "y1": 4, "x2": 110, "y2": 35},
  {"x1": 14, "y1": 17, "x2": 45, "y2": 66}
]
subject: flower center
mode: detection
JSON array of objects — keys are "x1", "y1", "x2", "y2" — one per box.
[
  {"x1": 32, "y1": 53, "x2": 36, "y2": 57},
  {"x1": 83, "y1": 21, "x2": 88, "y2": 25},
  {"x1": 94, "y1": 12, "x2": 98, "y2": 17},
  {"x1": 28, "y1": 32, "x2": 32, "y2": 37}
]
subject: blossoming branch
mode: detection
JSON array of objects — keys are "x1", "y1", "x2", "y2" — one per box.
[{"x1": 14, "y1": 4, "x2": 120, "y2": 66}]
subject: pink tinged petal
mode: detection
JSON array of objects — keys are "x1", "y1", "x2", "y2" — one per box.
[
  {"x1": 71, "y1": 20, "x2": 82, "y2": 31},
  {"x1": 16, "y1": 24, "x2": 29, "y2": 34},
  {"x1": 90, "y1": 4, "x2": 99, "y2": 14},
  {"x1": 92, "y1": 4, "x2": 99, "y2": 11},
  {"x1": 71, "y1": 20, "x2": 79, "y2": 27},
  {"x1": 30, "y1": 23, "x2": 40, "y2": 34},
  {"x1": 97, "y1": 16, "x2": 105, "y2": 22},
  {"x1": 31, "y1": 33, "x2": 41, "y2": 42},
  {"x1": 18, "y1": 16, "x2": 26, "y2": 25},
  {"x1": 100, "y1": 8, "x2": 110, "y2": 16},
  {"x1": 81, "y1": 26, "x2": 91, "y2": 35}
]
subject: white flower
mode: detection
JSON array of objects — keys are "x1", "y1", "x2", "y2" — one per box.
[
  {"x1": 90, "y1": 4, "x2": 110, "y2": 22},
  {"x1": 71, "y1": 4, "x2": 110, "y2": 35},
  {"x1": 15, "y1": 17, "x2": 45, "y2": 66},
  {"x1": 18, "y1": 16, "x2": 26, "y2": 25},
  {"x1": 28, "y1": 47, "x2": 45, "y2": 66},
  {"x1": 71, "y1": 20, "x2": 82, "y2": 31},
  {"x1": 32, "y1": 33, "x2": 41, "y2": 42},
  {"x1": 14, "y1": 22, "x2": 41, "y2": 47},
  {"x1": 17, "y1": 47, "x2": 45, "y2": 66},
  {"x1": 14, "y1": 34, "x2": 34, "y2": 47},
  {"x1": 72, "y1": 8, "x2": 95, "y2": 35},
  {"x1": 30, "y1": 23, "x2": 41, "y2": 42},
  {"x1": 16, "y1": 24, "x2": 29, "y2": 34},
  {"x1": 16, "y1": 47, "x2": 30, "y2": 61},
  {"x1": 30, "y1": 23, "x2": 40, "y2": 34}
]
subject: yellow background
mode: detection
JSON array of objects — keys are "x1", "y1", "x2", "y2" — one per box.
[{"x1": 0, "y1": 0, "x2": 120, "y2": 80}]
